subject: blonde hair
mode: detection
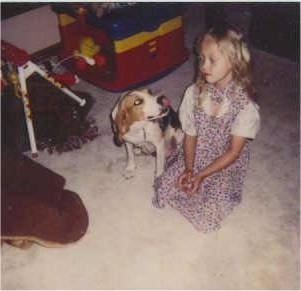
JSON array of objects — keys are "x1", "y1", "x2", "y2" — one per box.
[{"x1": 195, "y1": 24, "x2": 256, "y2": 99}]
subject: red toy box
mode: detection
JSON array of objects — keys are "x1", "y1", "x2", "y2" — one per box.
[{"x1": 52, "y1": 3, "x2": 188, "y2": 91}]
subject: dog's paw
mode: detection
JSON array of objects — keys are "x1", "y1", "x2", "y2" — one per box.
[
  {"x1": 154, "y1": 171, "x2": 163, "y2": 178},
  {"x1": 123, "y1": 166, "x2": 136, "y2": 179},
  {"x1": 133, "y1": 147, "x2": 142, "y2": 155},
  {"x1": 123, "y1": 170, "x2": 135, "y2": 179}
]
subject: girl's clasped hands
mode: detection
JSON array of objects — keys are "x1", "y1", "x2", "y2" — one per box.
[{"x1": 176, "y1": 169, "x2": 204, "y2": 195}]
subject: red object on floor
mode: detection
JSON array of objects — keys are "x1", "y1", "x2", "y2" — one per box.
[{"x1": 1, "y1": 147, "x2": 89, "y2": 248}]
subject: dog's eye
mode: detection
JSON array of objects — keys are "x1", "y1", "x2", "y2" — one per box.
[{"x1": 134, "y1": 98, "x2": 143, "y2": 106}]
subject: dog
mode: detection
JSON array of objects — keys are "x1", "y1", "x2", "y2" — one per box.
[{"x1": 111, "y1": 88, "x2": 183, "y2": 178}]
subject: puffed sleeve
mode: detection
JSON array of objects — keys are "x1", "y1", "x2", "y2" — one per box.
[
  {"x1": 231, "y1": 101, "x2": 261, "y2": 139},
  {"x1": 179, "y1": 84, "x2": 198, "y2": 136}
]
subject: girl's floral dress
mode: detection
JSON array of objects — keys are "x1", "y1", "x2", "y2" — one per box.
[{"x1": 153, "y1": 82, "x2": 260, "y2": 232}]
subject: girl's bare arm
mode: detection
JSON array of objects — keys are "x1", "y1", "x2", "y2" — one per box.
[{"x1": 188, "y1": 135, "x2": 246, "y2": 194}]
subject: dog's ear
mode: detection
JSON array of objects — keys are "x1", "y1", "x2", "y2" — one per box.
[
  {"x1": 114, "y1": 105, "x2": 131, "y2": 144},
  {"x1": 116, "y1": 109, "x2": 129, "y2": 135},
  {"x1": 140, "y1": 88, "x2": 152, "y2": 94}
]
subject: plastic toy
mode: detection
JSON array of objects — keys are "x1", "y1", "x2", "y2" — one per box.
[
  {"x1": 52, "y1": 3, "x2": 188, "y2": 91},
  {"x1": 7, "y1": 71, "x2": 22, "y2": 98},
  {"x1": 1, "y1": 40, "x2": 86, "y2": 157},
  {"x1": 74, "y1": 36, "x2": 106, "y2": 70},
  {"x1": 78, "y1": 36, "x2": 100, "y2": 58},
  {"x1": 50, "y1": 71, "x2": 79, "y2": 86},
  {"x1": 1, "y1": 73, "x2": 8, "y2": 90}
]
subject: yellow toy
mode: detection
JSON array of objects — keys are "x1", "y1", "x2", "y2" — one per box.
[
  {"x1": 79, "y1": 36, "x2": 100, "y2": 58},
  {"x1": 74, "y1": 36, "x2": 106, "y2": 70},
  {"x1": 8, "y1": 71, "x2": 22, "y2": 98}
]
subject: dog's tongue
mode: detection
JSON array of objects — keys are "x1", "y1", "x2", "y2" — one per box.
[{"x1": 161, "y1": 96, "x2": 170, "y2": 109}]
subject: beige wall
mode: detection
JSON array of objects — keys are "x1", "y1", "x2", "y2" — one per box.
[{"x1": 1, "y1": 5, "x2": 60, "y2": 54}]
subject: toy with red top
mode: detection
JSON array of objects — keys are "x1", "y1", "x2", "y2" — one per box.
[{"x1": 52, "y1": 3, "x2": 188, "y2": 91}]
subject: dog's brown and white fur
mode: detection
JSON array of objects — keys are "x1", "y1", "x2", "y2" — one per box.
[{"x1": 111, "y1": 89, "x2": 183, "y2": 178}]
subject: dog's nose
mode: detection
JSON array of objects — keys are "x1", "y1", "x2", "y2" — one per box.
[{"x1": 157, "y1": 95, "x2": 170, "y2": 108}]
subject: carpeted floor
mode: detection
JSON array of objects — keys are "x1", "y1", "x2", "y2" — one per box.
[{"x1": 1, "y1": 5, "x2": 300, "y2": 290}]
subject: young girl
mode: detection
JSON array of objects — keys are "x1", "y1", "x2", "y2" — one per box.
[{"x1": 153, "y1": 24, "x2": 260, "y2": 233}]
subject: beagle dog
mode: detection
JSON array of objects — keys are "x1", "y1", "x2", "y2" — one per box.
[{"x1": 111, "y1": 89, "x2": 183, "y2": 178}]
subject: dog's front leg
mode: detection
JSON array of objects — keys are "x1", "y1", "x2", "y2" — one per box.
[
  {"x1": 155, "y1": 141, "x2": 165, "y2": 177},
  {"x1": 124, "y1": 142, "x2": 136, "y2": 178}
]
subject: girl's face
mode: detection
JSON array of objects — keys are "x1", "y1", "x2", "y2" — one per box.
[{"x1": 199, "y1": 35, "x2": 233, "y2": 89}]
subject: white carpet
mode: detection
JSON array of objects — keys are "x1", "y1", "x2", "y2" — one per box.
[{"x1": 1, "y1": 5, "x2": 300, "y2": 290}]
